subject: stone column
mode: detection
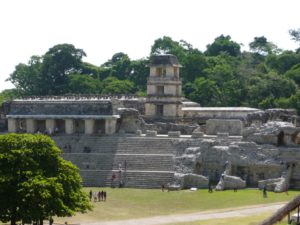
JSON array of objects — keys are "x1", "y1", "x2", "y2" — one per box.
[
  {"x1": 84, "y1": 119, "x2": 95, "y2": 134},
  {"x1": 8, "y1": 118, "x2": 17, "y2": 133},
  {"x1": 105, "y1": 119, "x2": 117, "y2": 135},
  {"x1": 26, "y1": 119, "x2": 36, "y2": 133},
  {"x1": 65, "y1": 119, "x2": 75, "y2": 134},
  {"x1": 46, "y1": 119, "x2": 56, "y2": 134}
]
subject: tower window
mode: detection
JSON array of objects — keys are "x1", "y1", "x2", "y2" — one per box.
[
  {"x1": 156, "y1": 105, "x2": 163, "y2": 116},
  {"x1": 157, "y1": 86, "x2": 164, "y2": 95},
  {"x1": 174, "y1": 67, "x2": 178, "y2": 77},
  {"x1": 156, "y1": 68, "x2": 166, "y2": 76}
]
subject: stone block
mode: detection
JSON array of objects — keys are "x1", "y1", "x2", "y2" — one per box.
[
  {"x1": 174, "y1": 173, "x2": 208, "y2": 189},
  {"x1": 217, "y1": 132, "x2": 229, "y2": 139},
  {"x1": 206, "y1": 119, "x2": 243, "y2": 135},
  {"x1": 146, "y1": 130, "x2": 157, "y2": 137},
  {"x1": 192, "y1": 131, "x2": 204, "y2": 138},
  {"x1": 168, "y1": 131, "x2": 181, "y2": 137},
  {"x1": 216, "y1": 174, "x2": 246, "y2": 190}
]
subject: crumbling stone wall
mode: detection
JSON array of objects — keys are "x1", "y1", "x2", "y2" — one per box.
[{"x1": 206, "y1": 119, "x2": 243, "y2": 135}]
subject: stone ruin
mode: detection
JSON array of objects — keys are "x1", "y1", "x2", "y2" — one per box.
[{"x1": 1, "y1": 54, "x2": 300, "y2": 191}]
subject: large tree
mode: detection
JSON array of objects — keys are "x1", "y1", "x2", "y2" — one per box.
[
  {"x1": 205, "y1": 35, "x2": 241, "y2": 57},
  {"x1": 0, "y1": 134, "x2": 92, "y2": 225},
  {"x1": 8, "y1": 44, "x2": 86, "y2": 96},
  {"x1": 41, "y1": 44, "x2": 86, "y2": 95},
  {"x1": 249, "y1": 36, "x2": 279, "y2": 55},
  {"x1": 8, "y1": 56, "x2": 43, "y2": 95}
]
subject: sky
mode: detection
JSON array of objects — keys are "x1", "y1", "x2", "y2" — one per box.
[{"x1": 0, "y1": 0, "x2": 300, "y2": 91}]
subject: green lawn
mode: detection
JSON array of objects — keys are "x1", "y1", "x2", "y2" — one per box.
[
  {"x1": 53, "y1": 188, "x2": 300, "y2": 224},
  {"x1": 168, "y1": 212, "x2": 288, "y2": 225}
]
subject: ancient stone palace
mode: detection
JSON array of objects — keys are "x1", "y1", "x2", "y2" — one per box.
[{"x1": 1, "y1": 54, "x2": 300, "y2": 191}]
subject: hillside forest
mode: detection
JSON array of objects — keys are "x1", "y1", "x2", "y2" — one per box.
[{"x1": 2, "y1": 29, "x2": 300, "y2": 114}]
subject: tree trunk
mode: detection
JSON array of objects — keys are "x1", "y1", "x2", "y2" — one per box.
[
  {"x1": 10, "y1": 217, "x2": 16, "y2": 225},
  {"x1": 10, "y1": 208, "x2": 17, "y2": 225},
  {"x1": 40, "y1": 218, "x2": 44, "y2": 225}
]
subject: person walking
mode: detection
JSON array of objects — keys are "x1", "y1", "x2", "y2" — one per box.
[
  {"x1": 103, "y1": 191, "x2": 107, "y2": 201},
  {"x1": 263, "y1": 185, "x2": 267, "y2": 198},
  {"x1": 89, "y1": 190, "x2": 93, "y2": 201}
]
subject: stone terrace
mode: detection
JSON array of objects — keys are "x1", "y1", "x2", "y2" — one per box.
[{"x1": 52, "y1": 135, "x2": 177, "y2": 188}]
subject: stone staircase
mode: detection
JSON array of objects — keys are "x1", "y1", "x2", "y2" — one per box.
[{"x1": 52, "y1": 135, "x2": 176, "y2": 188}]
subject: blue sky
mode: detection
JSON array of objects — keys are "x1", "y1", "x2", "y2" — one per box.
[{"x1": 0, "y1": 0, "x2": 299, "y2": 91}]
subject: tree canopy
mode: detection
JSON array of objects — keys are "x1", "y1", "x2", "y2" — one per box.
[
  {"x1": 0, "y1": 134, "x2": 92, "y2": 225},
  {"x1": 4, "y1": 28, "x2": 300, "y2": 114}
]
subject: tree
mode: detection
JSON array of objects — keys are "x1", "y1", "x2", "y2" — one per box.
[
  {"x1": 41, "y1": 44, "x2": 86, "y2": 95},
  {"x1": 8, "y1": 44, "x2": 87, "y2": 96},
  {"x1": 289, "y1": 28, "x2": 300, "y2": 44},
  {"x1": 249, "y1": 36, "x2": 280, "y2": 55},
  {"x1": 68, "y1": 74, "x2": 102, "y2": 94},
  {"x1": 102, "y1": 52, "x2": 132, "y2": 80},
  {"x1": 266, "y1": 51, "x2": 300, "y2": 74},
  {"x1": 101, "y1": 77, "x2": 135, "y2": 94},
  {"x1": 188, "y1": 77, "x2": 221, "y2": 106},
  {"x1": 129, "y1": 58, "x2": 149, "y2": 91},
  {"x1": 284, "y1": 63, "x2": 300, "y2": 86},
  {"x1": 205, "y1": 35, "x2": 241, "y2": 57},
  {"x1": 150, "y1": 36, "x2": 189, "y2": 62},
  {"x1": 0, "y1": 134, "x2": 92, "y2": 225},
  {"x1": 0, "y1": 89, "x2": 21, "y2": 105},
  {"x1": 8, "y1": 56, "x2": 43, "y2": 95},
  {"x1": 181, "y1": 52, "x2": 207, "y2": 82}
]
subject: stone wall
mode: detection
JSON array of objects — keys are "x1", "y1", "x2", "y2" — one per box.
[
  {"x1": 142, "y1": 122, "x2": 199, "y2": 135},
  {"x1": 8, "y1": 101, "x2": 113, "y2": 116},
  {"x1": 206, "y1": 119, "x2": 243, "y2": 135}
]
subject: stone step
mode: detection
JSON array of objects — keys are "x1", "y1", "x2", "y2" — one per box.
[
  {"x1": 80, "y1": 170, "x2": 174, "y2": 188},
  {"x1": 62, "y1": 153, "x2": 174, "y2": 171}
]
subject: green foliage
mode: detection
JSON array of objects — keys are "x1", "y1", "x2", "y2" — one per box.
[
  {"x1": 0, "y1": 89, "x2": 21, "y2": 104},
  {"x1": 249, "y1": 36, "x2": 280, "y2": 55},
  {"x1": 68, "y1": 74, "x2": 101, "y2": 94},
  {"x1": 284, "y1": 63, "x2": 300, "y2": 86},
  {"x1": 8, "y1": 56, "x2": 43, "y2": 95},
  {"x1": 205, "y1": 35, "x2": 241, "y2": 57},
  {"x1": 289, "y1": 28, "x2": 300, "y2": 44},
  {"x1": 41, "y1": 44, "x2": 86, "y2": 95},
  {"x1": 0, "y1": 134, "x2": 92, "y2": 225},
  {"x1": 6, "y1": 33, "x2": 300, "y2": 114},
  {"x1": 102, "y1": 77, "x2": 135, "y2": 94},
  {"x1": 266, "y1": 51, "x2": 300, "y2": 74},
  {"x1": 188, "y1": 77, "x2": 221, "y2": 106},
  {"x1": 150, "y1": 36, "x2": 190, "y2": 62}
]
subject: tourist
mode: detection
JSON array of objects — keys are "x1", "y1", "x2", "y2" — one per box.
[
  {"x1": 103, "y1": 191, "x2": 107, "y2": 201},
  {"x1": 49, "y1": 216, "x2": 53, "y2": 225},
  {"x1": 119, "y1": 180, "x2": 123, "y2": 188},
  {"x1": 93, "y1": 191, "x2": 98, "y2": 202},
  {"x1": 111, "y1": 172, "x2": 116, "y2": 187},
  {"x1": 263, "y1": 185, "x2": 267, "y2": 198},
  {"x1": 208, "y1": 185, "x2": 213, "y2": 193},
  {"x1": 98, "y1": 191, "x2": 102, "y2": 201},
  {"x1": 161, "y1": 184, "x2": 165, "y2": 192},
  {"x1": 89, "y1": 190, "x2": 92, "y2": 201},
  {"x1": 54, "y1": 127, "x2": 59, "y2": 134}
]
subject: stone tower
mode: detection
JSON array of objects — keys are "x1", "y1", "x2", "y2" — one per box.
[{"x1": 145, "y1": 54, "x2": 183, "y2": 118}]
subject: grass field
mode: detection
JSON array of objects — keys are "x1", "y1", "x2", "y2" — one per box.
[
  {"x1": 53, "y1": 188, "x2": 300, "y2": 224},
  {"x1": 168, "y1": 212, "x2": 288, "y2": 225}
]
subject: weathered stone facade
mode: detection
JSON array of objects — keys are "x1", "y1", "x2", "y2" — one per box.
[{"x1": 1, "y1": 54, "x2": 300, "y2": 190}]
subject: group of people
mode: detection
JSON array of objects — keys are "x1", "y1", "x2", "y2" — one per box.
[{"x1": 89, "y1": 190, "x2": 107, "y2": 202}]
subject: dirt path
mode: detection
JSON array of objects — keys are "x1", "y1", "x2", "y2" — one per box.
[{"x1": 83, "y1": 202, "x2": 285, "y2": 225}]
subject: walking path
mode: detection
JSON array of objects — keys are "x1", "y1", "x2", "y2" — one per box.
[{"x1": 84, "y1": 202, "x2": 285, "y2": 225}]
